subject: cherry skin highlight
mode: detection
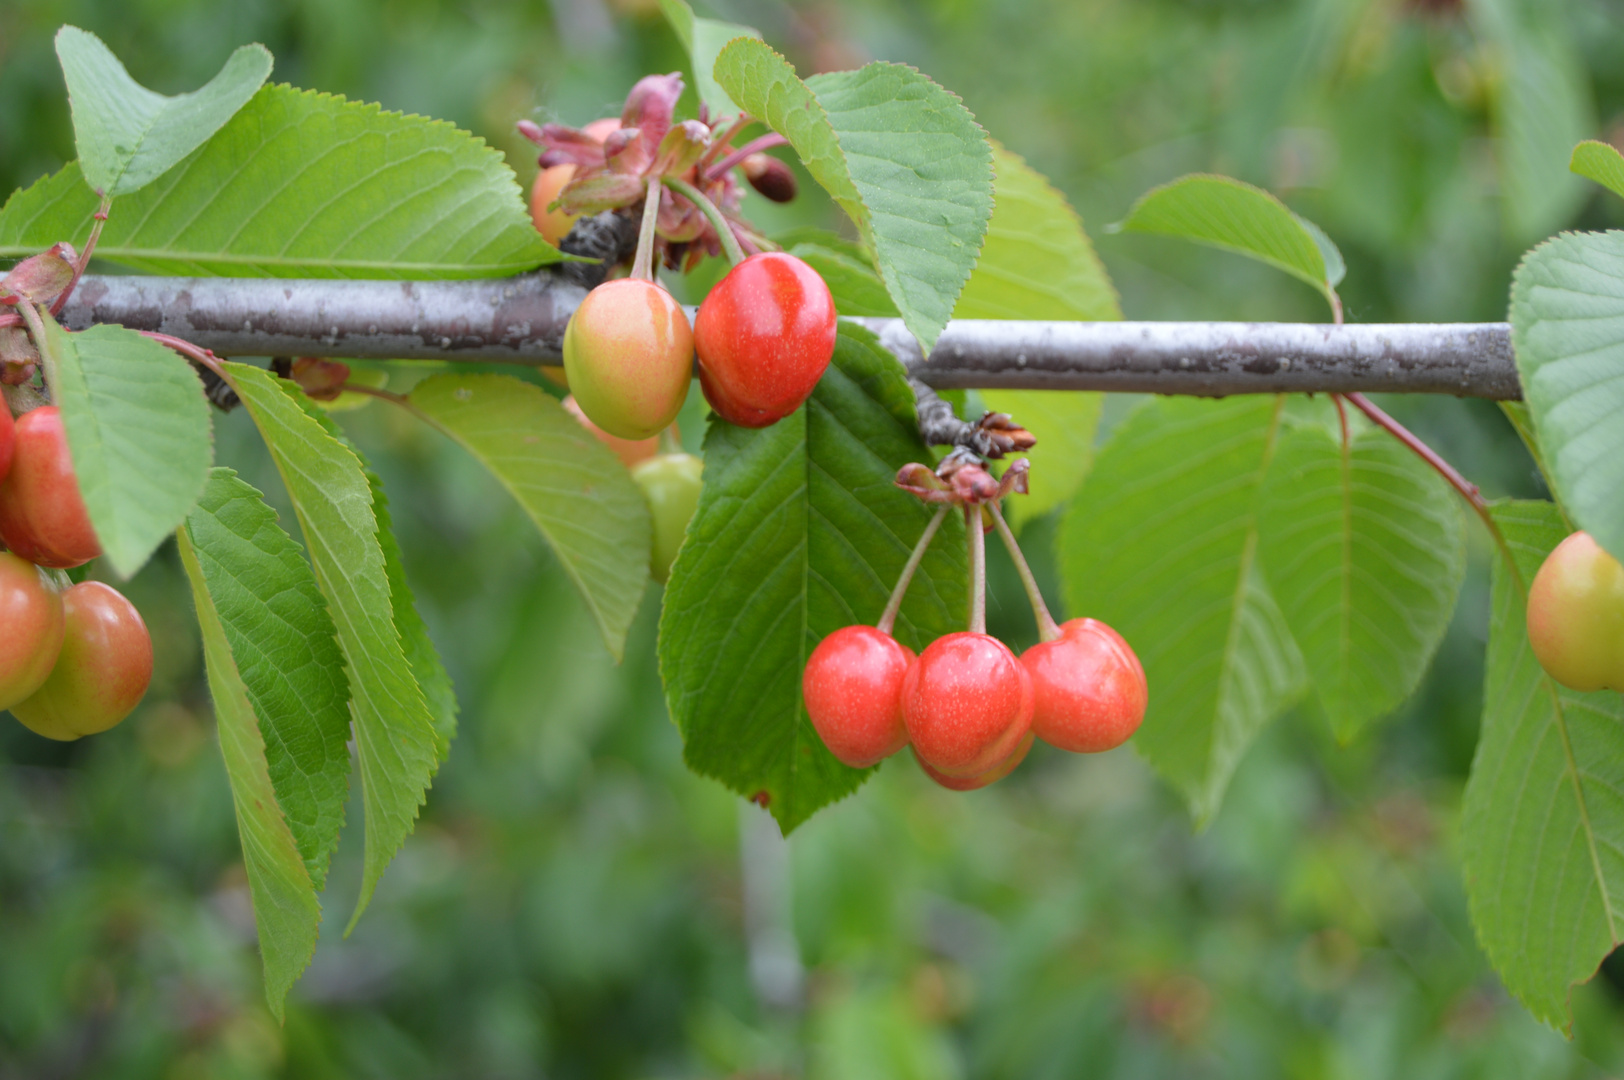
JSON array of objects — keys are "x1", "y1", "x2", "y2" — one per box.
[
  {"x1": 902, "y1": 632, "x2": 1033, "y2": 778},
  {"x1": 1527, "y1": 531, "x2": 1624, "y2": 693},
  {"x1": 1022, "y1": 618, "x2": 1148, "y2": 753},
  {"x1": 0, "y1": 406, "x2": 101, "y2": 568},
  {"x1": 631, "y1": 452, "x2": 703, "y2": 584},
  {"x1": 803, "y1": 625, "x2": 915, "y2": 767},
  {"x1": 694, "y1": 252, "x2": 836, "y2": 428},
  {"x1": 915, "y1": 732, "x2": 1034, "y2": 791},
  {"x1": 563, "y1": 279, "x2": 693, "y2": 441},
  {"x1": 10, "y1": 582, "x2": 152, "y2": 741},
  {"x1": 0, "y1": 551, "x2": 65, "y2": 711}
]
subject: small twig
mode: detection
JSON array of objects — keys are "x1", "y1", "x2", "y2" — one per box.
[
  {"x1": 877, "y1": 505, "x2": 950, "y2": 635},
  {"x1": 49, "y1": 194, "x2": 112, "y2": 318},
  {"x1": 139, "y1": 330, "x2": 225, "y2": 378},
  {"x1": 989, "y1": 502, "x2": 1060, "y2": 641},
  {"x1": 704, "y1": 132, "x2": 790, "y2": 182},
  {"x1": 662, "y1": 175, "x2": 748, "y2": 266}
]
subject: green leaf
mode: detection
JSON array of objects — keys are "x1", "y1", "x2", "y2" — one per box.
[
  {"x1": 1461, "y1": 500, "x2": 1624, "y2": 1033},
  {"x1": 1472, "y1": 0, "x2": 1592, "y2": 241},
  {"x1": 1570, "y1": 140, "x2": 1624, "y2": 202},
  {"x1": 0, "y1": 84, "x2": 563, "y2": 276},
  {"x1": 1257, "y1": 405, "x2": 1466, "y2": 741},
  {"x1": 1510, "y1": 231, "x2": 1624, "y2": 566},
  {"x1": 775, "y1": 228, "x2": 899, "y2": 318},
  {"x1": 182, "y1": 468, "x2": 352, "y2": 892},
  {"x1": 955, "y1": 145, "x2": 1121, "y2": 527},
  {"x1": 55, "y1": 26, "x2": 272, "y2": 198},
  {"x1": 226, "y1": 363, "x2": 439, "y2": 930},
  {"x1": 659, "y1": 324, "x2": 966, "y2": 832},
  {"x1": 34, "y1": 314, "x2": 212, "y2": 578},
  {"x1": 1116, "y1": 173, "x2": 1343, "y2": 307},
  {"x1": 1059, "y1": 396, "x2": 1305, "y2": 823},
  {"x1": 408, "y1": 374, "x2": 651, "y2": 662},
  {"x1": 659, "y1": 0, "x2": 760, "y2": 119},
  {"x1": 178, "y1": 510, "x2": 323, "y2": 1021},
  {"x1": 714, "y1": 40, "x2": 994, "y2": 353}
]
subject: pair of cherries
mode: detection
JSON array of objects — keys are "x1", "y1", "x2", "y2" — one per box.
[
  {"x1": 803, "y1": 616, "x2": 1148, "y2": 790},
  {"x1": 563, "y1": 251, "x2": 837, "y2": 440}
]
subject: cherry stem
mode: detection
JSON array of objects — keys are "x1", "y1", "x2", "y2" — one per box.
[
  {"x1": 49, "y1": 193, "x2": 112, "y2": 318},
  {"x1": 661, "y1": 175, "x2": 748, "y2": 267},
  {"x1": 14, "y1": 302, "x2": 52, "y2": 376},
  {"x1": 697, "y1": 115, "x2": 754, "y2": 170},
  {"x1": 139, "y1": 330, "x2": 227, "y2": 379},
  {"x1": 629, "y1": 178, "x2": 664, "y2": 282},
  {"x1": 658, "y1": 426, "x2": 682, "y2": 456},
  {"x1": 703, "y1": 132, "x2": 789, "y2": 181},
  {"x1": 966, "y1": 504, "x2": 987, "y2": 635},
  {"x1": 989, "y1": 501, "x2": 1061, "y2": 642},
  {"x1": 877, "y1": 505, "x2": 949, "y2": 636},
  {"x1": 1343, "y1": 390, "x2": 1522, "y2": 590}
]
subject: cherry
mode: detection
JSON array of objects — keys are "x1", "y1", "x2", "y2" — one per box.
[
  {"x1": 915, "y1": 732, "x2": 1033, "y2": 791},
  {"x1": 1022, "y1": 618, "x2": 1148, "y2": 753},
  {"x1": 803, "y1": 625, "x2": 914, "y2": 767},
  {"x1": 0, "y1": 402, "x2": 13, "y2": 483},
  {"x1": 0, "y1": 551, "x2": 65, "y2": 711},
  {"x1": 902, "y1": 632, "x2": 1033, "y2": 778},
  {"x1": 563, "y1": 394, "x2": 661, "y2": 469},
  {"x1": 9, "y1": 581, "x2": 152, "y2": 741},
  {"x1": 630, "y1": 452, "x2": 703, "y2": 584},
  {"x1": 693, "y1": 252, "x2": 836, "y2": 428},
  {"x1": 562, "y1": 278, "x2": 693, "y2": 441},
  {"x1": 1527, "y1": 531, "x2": 1624, "y2": 693},
  {"x1": 0, "y1": 406, "x2": 100, "y2": 568}
]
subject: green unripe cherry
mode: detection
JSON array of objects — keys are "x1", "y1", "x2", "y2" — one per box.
[
  {"x1": 632, "y1": 452, "x2": 703, "y2": 584},
  {"x1": 1526, "y1": 531, "x2": 1624, "y2": 693},
  {"x1": 563, "y1": 278, "x2": 692, "y2": 441}
]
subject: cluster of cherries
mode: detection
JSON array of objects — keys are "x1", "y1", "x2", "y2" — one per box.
[
  {"x1": 0, "y1": 404, "x2": 153, "y2": 741},
  {"x1": 803, "y1": 451, "x2": 1148, "y2": 790},
  {"x1": 518, "y1": 75, "x2": 837, "y2": 583},
  {"x1": 1527, "y1": 529, "x2": 1624, "y2": 694}
]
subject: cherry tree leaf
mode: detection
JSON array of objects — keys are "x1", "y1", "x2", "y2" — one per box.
[
  {"x1": 1258, "y1": 405, "x2": 1466, "y2": 741},
  {"x1": 957, "y1": 145, "x2": 1120, "y2": 527},
  {"x1": 1510, "y1": 231, "x2": 1624, "y2": 566},
  {"x1": 1059, "y1": 396, "x2": 1305, "y2": 823},
  {"x1": 1461, "y1": 500, "x2": 1624, "y2": 1032},
  {"x1": 659, "y1": 0, "x2": 760, "y2": 119},
  {"x1": 34, "y1": 314, "x2": 212, "y2": 578},
  {"x1": 55, "y1": 26, "x2": 272, "y2": 197},
  {"x1": 714, "y1": 39, "x2": 994, "y2": 354},
  {"x1": 1116, "y1": 173, "x2": 1343, "y2": 307},
  {"x1": 177, "y1": 468, "x2": 355, "y2": 1019},
  {"x1": 407, "y1": 374, "x2": 651, "y2": 662},
  {"x1": 1570, "y1": 140, "x2": 1624, "y2": 202},
  {"x1": 0, "y1": 84, "x2": 563, "y2": 276},
  {"x1": 226, "y1": 363, "x2": 439, "y2": 931},
  {"x1": 659, "y1": 324, "x2": 966, "y2": 832}
]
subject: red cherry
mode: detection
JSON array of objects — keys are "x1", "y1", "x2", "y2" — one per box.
[
  {"x1": 1022, "y1": 618, "x2": 1148, "y2": 754},
  {"x1": 9, "y1": 581, "x2": 152, "y2": 741},
  {"x1": 0, "y1": 403, "x2": 14, "y2": 483},
  {"x1": 0, "y1": 551, "x2": 65, "y2": 711},
  {"x1": 0, "y1": 406, "x2": 101, "y2": 568},
  {"x1": 915, "y1": 732, "x2": 1034, "y2": 791},
  {"x1": 694, "y1": 252, "x2": 836, "y2": 428},
  {"x1": 802, "y1": 625, "x2": 915, "y2": 767},
  {"x1": 901, "y1": 632, "x2": 1033, "y2": 778}
]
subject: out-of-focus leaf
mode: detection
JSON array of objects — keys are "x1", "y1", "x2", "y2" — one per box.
[
  {"x1": 1059, "y1": 395, "x2": 1305, "y2": 823},
  {"x1": 1570, "y1": 140, "x2": 1624, "y2": 202},
  {"x1": 0, "y1": 84, "x2": 563, "y2": 275},
  {"x1": 35, "y1": 314, "x2": 212, "y2": 577},
  {"x1": 408, "y1": 374, "x2": 651, "y2": 662},
  {"x1": 715, "y1": 39, "x2": 993, "y2": 353},
  {"x1": 1510, "y1": 231, "x2": 1624, "y2": 565},
  {"x1": 659, "y1": 0, "x2": 760, "y2": 119},
  {"x1": 659, "y1": 324, "x2": 965, "y2": 832},
  {"x1": 55, "y1": 26, "x2": 271, "y2": 197},
  {"x1": 1462, "y1": 500, "x2": 1624, "y2": 1033}
]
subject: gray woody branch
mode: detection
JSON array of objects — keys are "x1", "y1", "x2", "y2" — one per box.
[{"x1": 59, "y1": 270, "x2": 1520, "y2": 400}]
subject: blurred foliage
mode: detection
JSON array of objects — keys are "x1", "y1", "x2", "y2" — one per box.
[{"x1": 5, "y1": 0, "x2": 1624, "y2": 1075}]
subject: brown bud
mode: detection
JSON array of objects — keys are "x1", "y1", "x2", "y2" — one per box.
[
  {"x1": 1, "y1": 243, "x2": 78, "y2": 306},
  {"x1": 289, "y1": 357, "x2": 351, "y2": 401},
  {"x1": 742, "y1": 153, "x2": 797, "y2": 203}
]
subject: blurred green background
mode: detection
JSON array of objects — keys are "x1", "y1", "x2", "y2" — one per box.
[{"x1": 5, "y1": 0, "x2": 1624, "y2": 1076}]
